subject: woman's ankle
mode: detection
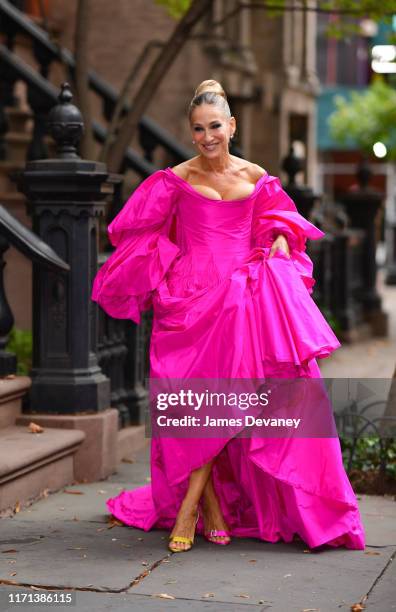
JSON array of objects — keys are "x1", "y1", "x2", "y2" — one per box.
[{"x1": 178, "y1": 499, "x2": 199, "y2": 518}]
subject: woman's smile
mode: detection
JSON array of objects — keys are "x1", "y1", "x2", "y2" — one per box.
[{"x1": 202, "y1": 143, "x2": 219, "y2": 151}]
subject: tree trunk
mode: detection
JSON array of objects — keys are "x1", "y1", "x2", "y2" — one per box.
[
  {"x1": 74, "y1": 0, "x2": 95, "y2": 159},
  {"x1": 106, "y1": 0, "x2": 214, "y2": 173},
  {"x1": 99, "y1": 39, "x2": 164, "y2": 163}
]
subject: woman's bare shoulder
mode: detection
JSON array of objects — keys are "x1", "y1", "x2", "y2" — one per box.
[
  {"x1": 245, "y1": 162, "x2": 267, "y2": 182},
  {"x1": 169, "y1": 158, "x2": 200, "y2": 180}
]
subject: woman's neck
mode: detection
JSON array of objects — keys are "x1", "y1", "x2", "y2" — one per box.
[{"x1": 198, "y1": 153, "x2": 233, "y2": 174}]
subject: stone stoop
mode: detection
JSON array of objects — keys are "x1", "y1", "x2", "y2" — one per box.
[
  {"x1": 16, "y1": 409, "x2": 119, "y2": 483},
  {"x1": 0, "y1": 375, "x2": 31, "y2": 429},
  {"x1": 0, "y1": 424, "x2": 85, "y2": 515},
  {"x1": 0, "y1": 376, "x2": 86, "y2": 515},
  {"x1": 116, "y1": 425, "x2": 149, "y2": 464}
]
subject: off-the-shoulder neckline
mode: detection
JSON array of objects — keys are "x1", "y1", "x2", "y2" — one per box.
[{"x1": 164, "y1": 167, "x2": 268, "y2": 203}]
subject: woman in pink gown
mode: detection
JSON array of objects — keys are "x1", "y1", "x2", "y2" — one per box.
[{"x1": 91, "y1": 80, "x2": 365, "y2": 552}]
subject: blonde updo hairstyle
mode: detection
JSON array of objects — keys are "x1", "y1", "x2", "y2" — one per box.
[{"x1": 188, "y1": 79, "x2": 232, "y2": 122}]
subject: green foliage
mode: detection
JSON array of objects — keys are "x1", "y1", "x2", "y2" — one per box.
[
  {"x1": 329, "y1": 77, "x2": 396, "y2": 159},
  {"x1": 317, "y1": 305, "x2": 342, "y2": 335},
  {"x1": 7, "y1": 327, "x2": 32, "y2": 376},
  {"x1": 154, "y1": 0, "x2": 192, "y2": 18},
  {"x1": 340, "y1": 436, "x2": 396, "y2": 479},
  {"x1": 154, "y1": 0, "x2": 396, "y2": 24}
]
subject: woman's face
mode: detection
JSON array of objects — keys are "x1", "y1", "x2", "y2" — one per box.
[{"x1": 190, "y1": 104, "x2": 236, "y2": 159}]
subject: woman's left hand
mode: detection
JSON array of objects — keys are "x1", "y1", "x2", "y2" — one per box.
[{"x1": 269, "y1": 234, "x2": 290, "y2": 258}]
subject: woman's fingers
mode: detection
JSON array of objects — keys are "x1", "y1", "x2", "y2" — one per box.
[{"x1": 269, "y1": 242, "x2": 290, "y2": 258}]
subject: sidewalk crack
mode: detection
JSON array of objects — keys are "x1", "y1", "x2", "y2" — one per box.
[
  {"x1": 0, "y1": 554, "x2": 171, "y2": 594},
  {"x1": 359, "y1": 547, "x2": 396, "y2": 608}
]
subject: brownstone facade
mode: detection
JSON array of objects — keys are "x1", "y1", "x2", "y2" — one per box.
[{"x1": 6, "y1": 0, "x2": 319, "y2": 330}]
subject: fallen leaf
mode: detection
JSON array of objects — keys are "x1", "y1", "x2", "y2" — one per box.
[
  {"x1": 28, "y1": 422, "x2": 44, "y2": 434},
  {"x1": 137, "y1": 537, "x2": 144, "y2": 541},
  {"x1": 122, "y1": 458, "x2": 134, "y2": 464},
  {"x1": 14, "y1": 501, "x2": 20, "y2": 513},
  {"x1": 67, "y1": 547, "x2": 87, "y2": 551},
  {"x1": 72, "y1": 516, "x2": 79, "y2": 522},
  {"x1": 234, "y1": 594, "x2": 250, "y2": 599},
  {"x1": 248, "y1": 559, "x2": 257, "y2": 563},
  {"x1": 152, "y1": 593, "x2": 175, "y2": 600},
  {"x1": 9, "y1": 572, "x2": 17, "y2": 577},
  {"x1": 141, "y1": 561, "x2": 148, "y2": 566},
  {"x1": 107, "y1": 516, "x2": 123, "y2": 529},
  {"x1": 364, "y1": 551, "x2": 380, "y2": 556},
  {"x1": 165, "y1": 580, "x2": 177, "y2": 585},
  {"x1": 97, "y1": 490, "x2": 107, "y2": 495},
  {"x1": 2, "y1": 549, "x2": 18, "y2": 554},
  {"x1": 302, "y1": 609, "x2": 320, "y2": 612},
  {"x1": 283, "y1": 573, "x2": 292, "y2": 578},
  {"x1": 303, "y1": 549, "x2": 312, "y2": 554},
  {"x1": 30, "y1": 586, "x2": 42, "y2": 591},
  {"x1": 64, "y1": 490, "x2": 84, "y2": 495},
  {"x1": 202, "y1": 593, "x2": 215, "y2": 598},
  {"x1": 350, "y1": 604, "x2": 365, "y2": 611}
]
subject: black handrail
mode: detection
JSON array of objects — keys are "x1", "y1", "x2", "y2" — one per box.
[
  {"x1": 0, "y1": 203, "x2": 69, "y2": 271},
  {"x1": 0, "y1": 0, "x2": 193, "y2": 165},
  {"x1": 0, "y1": 44, "x2": 156, "y2": 177}
]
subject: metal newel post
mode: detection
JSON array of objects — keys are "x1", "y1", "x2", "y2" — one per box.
[
  {"x1": 16, "y1": 82, "x2": 111, "y2": 413},
  {"x1": 339, "y1": 159, "x2": 388, "y2": 336}
]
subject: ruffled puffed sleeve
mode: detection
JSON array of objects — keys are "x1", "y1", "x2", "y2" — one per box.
[
  {"x1": 91, "y1": 170, "x2": 180, "y2": 323},
  {"x1": 252, "y1": 175, "x2": 324, "y2": 293}
]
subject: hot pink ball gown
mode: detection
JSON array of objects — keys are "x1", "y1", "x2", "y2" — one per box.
[{"x1": 91, "y1": 167, "x2": 365, "y2": 550}]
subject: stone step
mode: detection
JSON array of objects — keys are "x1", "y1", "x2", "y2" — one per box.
[
  {"x1": 116, "y1": 424, "x2": 148, "y2": 464},
  {"x1": 0, "y1": 424, "x2": 85, "y2": 514},
  {"x1": 0, "y1": 376, "x2": 31, "y2": 429}
]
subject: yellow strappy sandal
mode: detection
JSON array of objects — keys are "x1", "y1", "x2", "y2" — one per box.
[{"x1": 168, "y1": 512, "x2": 199, "y2": 553}]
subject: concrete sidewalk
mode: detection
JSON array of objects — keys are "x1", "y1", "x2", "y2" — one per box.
[
  {"x1": 319, "y1": 270, "x2": 396, "y2": 379},
  {"x1": 1, "y1": 445, "x2": 395, "y2": 612}
]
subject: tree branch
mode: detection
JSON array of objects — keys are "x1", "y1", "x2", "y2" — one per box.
[{"x1": 106, "y1": 0, "x2": 214, "y2": 173}]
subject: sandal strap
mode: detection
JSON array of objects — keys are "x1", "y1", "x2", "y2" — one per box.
[
  {"x1": 206, "y1": 530, "x2": 230, "y2": 538},
  {"x1": 169, "y1": 535, "x2": 194, "y2": 544}
]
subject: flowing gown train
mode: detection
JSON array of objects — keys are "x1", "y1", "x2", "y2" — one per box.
[{"x1": 91, "y1": 168, "x2": 365, "y2": 550}]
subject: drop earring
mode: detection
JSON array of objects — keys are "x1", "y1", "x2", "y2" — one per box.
[{"x1": 192, "y1": 140, "x2": 196, "y2": 144}]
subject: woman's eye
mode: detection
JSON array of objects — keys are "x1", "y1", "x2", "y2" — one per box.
[
  {"x1": 193, "y1": 127, "x2": 203, "y2": 132},
  {"x1": 212, "y1": 124, "x2": 221, "y2": 129}
]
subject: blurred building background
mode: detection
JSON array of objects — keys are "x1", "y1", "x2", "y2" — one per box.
[
  {"x1": 0, "y1": 0, "x2": 395, "y2": 512},
  {"x1": 1, "y1": 0, "x2": 322, "y2": 330}
]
